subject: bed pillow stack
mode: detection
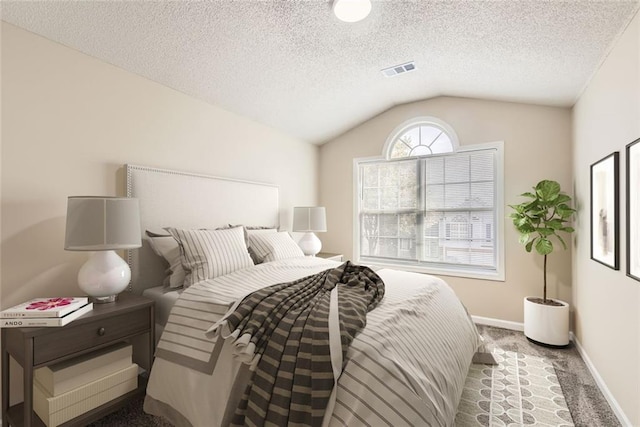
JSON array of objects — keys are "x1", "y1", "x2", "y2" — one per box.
[{"x1": 146, "y1": 225, "x2": 297, "y2": 289}]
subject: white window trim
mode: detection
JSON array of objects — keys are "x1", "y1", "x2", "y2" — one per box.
[
  {"x1": 382, "y1": 116, "x2": 460, "y2": 159},
  {"x1": 353, "y1": 140, "x2": 505, "y2": 281}
]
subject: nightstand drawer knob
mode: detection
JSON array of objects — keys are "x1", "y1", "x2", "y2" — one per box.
[{"x1": 97, "y1": 327, "x2": 106, "y2": 336}]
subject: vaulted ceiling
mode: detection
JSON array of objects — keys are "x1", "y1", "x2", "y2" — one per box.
[{"x1": 3, "y1": 1, "x2": 639, "y2": 144}]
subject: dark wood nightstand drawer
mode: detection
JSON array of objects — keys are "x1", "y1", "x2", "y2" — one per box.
[{"x1": 33, "y1": 308, "x2": 150, "y2": 365}]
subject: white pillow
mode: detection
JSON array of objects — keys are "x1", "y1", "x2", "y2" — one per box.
[
  {"x1": 146, "y1": 235, "x2": 186, "y2": 288},
  {"x1": 248, "y1": 231, "x2": 305, "y2": 263},
  {"x1": 245, "y1": 228, "x2": 278, "y2": 264},
  {"x1": 167, "y1": 226, "x2": 253, "y2": 288}
]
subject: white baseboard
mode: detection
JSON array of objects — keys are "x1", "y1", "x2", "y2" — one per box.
[
  {"x1": 571, "y1": 334, "x2": 632, "y2": 427},
  {"x1": 472, "y1": 315, "x2": 524, "y2": 331}
]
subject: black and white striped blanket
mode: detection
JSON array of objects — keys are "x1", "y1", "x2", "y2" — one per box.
[{"x1": 213, "y1": 261, "x2": 384, "y2": 427}]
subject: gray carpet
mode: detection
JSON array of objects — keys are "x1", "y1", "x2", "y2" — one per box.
[
  {"x1": 476, "y1": 325, "x2": 620, "y2": 427},
  {"x1": 88, "y1": 325, "x2": 618, "y2": 426}
]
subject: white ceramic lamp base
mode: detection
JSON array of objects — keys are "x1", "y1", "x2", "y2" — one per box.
[
  {"x1": 298, "y1": 232, "x2": 322, "y2": 256},
  {"x1": 78, "y1": 250, "x2": 131, "y2": 303}
]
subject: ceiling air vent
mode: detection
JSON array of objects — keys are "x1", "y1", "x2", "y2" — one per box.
[{"x1": 381, "y1": 61, "x2": 416, "y2": 77}]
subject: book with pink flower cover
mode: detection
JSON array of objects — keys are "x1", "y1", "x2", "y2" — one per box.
[
  {"x1": 0, "y1": 297, "x2": 89, "y2": 318},
  {"x1": 1, "y1": 303, "x2": 93, "y2": 328}
]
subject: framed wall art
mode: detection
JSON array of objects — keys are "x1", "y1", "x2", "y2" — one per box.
[
  {"x1": 590, "y1": 151, "x2": 619, "y2": 270},
  {"x1": 626, "y1": 138, "x2": 640, "y2": 281}
]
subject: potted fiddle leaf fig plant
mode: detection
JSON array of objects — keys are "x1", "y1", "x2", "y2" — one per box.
[{"x1": 509, "y1": 179, "x2": 575, "y2": 347}]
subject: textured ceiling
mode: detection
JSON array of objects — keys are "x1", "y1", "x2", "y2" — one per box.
[{"x1": 2, "y1": 1, "x2": 639, "y2": 144}]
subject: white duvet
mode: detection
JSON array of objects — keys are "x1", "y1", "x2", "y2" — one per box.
[{"x1": 144, "y1": 257, "x2": 480, "y2": 427}]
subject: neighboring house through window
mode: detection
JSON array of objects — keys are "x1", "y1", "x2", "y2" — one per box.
[{"x1": 354, "y1": 117, "x2": 505, "y2": 280}]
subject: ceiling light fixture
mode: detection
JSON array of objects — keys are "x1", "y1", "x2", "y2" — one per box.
[{"x1": 333, "y1": 0, "x2": 372, "y2": 23}]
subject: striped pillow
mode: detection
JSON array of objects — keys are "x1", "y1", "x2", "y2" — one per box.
[
  {"x1": 167, "y1": 226, "x2": 253, "y2": 288},
  {"x1": 146, "y1": 234, "x2": 186, "y2": 288},
  {"x1": 248, "y1": 232, "x2": 305, "y2": 263},
  {"x1": 246, "y1": 228, "x2": 278, "y2": 264}
]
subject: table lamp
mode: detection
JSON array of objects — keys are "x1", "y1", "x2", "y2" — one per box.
[
  {"x1": 292, "y1": 206, "x2": 327, "y2": 256},
  {"x1": 64, "y1": 196, "x2": 141, "y2": 303}
]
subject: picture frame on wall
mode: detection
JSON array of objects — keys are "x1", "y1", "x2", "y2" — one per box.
[
  {"x1": 626, "y1": 138, "x2": 640, "y2": 281},
  {"x1": 590, "y1": 151, "x2": 619, "y2": 270}
]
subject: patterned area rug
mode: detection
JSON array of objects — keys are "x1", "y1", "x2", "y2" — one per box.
[{"x1": 455, "y1": 348, "x2": 575, "y2": 426}]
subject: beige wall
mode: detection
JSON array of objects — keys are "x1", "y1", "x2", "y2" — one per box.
[
  {"x1": 572, "y1": 11, "x2": 639, "y2": 426},
  {"x1": 319, "y1": 97, "x2": 572, "y2": 322},
  {"x1": 1, "y1": 23, "x2": 318, "y2": 314}
]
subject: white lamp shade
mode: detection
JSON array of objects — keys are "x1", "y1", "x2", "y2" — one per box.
[
  {"x1": 333, "y1": 0, "x2": 372, "y2": 23},
  {"x1": 65, "y1": 197, "x2": 142, "y2": 251},
  {"x1": 292, "y1": 207, "x2": 327, "y2": 232}
]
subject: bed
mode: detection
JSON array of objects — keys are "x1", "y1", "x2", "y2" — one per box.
[{"x1": 125, "y1": 164, "x2": 481, "y2": 427}]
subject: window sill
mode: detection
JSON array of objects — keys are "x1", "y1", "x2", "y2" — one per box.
[{"x1": 357, "y1": 258, "x2": 505, "y2": 282}]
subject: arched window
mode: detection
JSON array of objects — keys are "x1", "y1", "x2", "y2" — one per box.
[
  {"x1": 384, "y1": 117, "x2": 459, "y2": 160},
  {"x1": 354, "y1": 116, "x2": 504, "y2": 281}
]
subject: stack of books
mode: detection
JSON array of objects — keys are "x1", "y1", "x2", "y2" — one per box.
[
  {"x1": 33, "y1": 343, "x2": 138, "y2": 427},
  {"x1": 0, "y1": 297, "x2": 93, "y2": 328}
]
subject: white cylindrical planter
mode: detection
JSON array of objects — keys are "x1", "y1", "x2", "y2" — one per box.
[{"x1": 523, "y1": 297, "x2": 570, "y2": 347}]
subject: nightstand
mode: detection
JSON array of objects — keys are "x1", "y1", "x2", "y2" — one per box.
[
  {"x1": 1, "y1": 293, "x2": 154, "y2": 427},
  {"x1": 316, "y1": 252, "x2": 344, "y2": 262}
]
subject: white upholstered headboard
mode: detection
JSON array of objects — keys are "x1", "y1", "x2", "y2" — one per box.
[{"x1": 125, "y1": 164, "x2": 279, "y2": 293}]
